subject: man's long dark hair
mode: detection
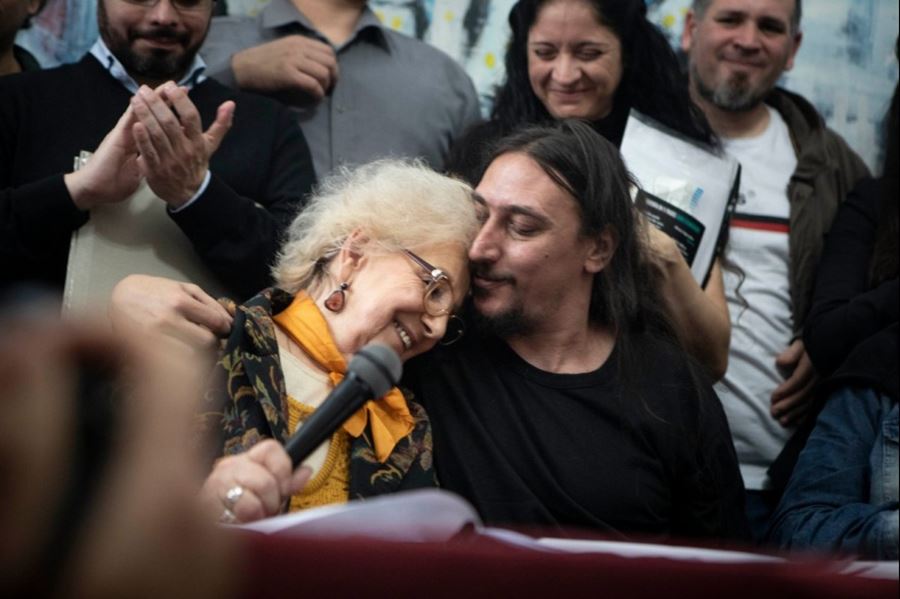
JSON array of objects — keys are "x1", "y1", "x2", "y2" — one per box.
[
  {"x1": 491, "y1": 0, "x2": 715, "y2": 146},
  {"x1": 485, "y1": 121, "x2": 684, "y2": 412}
]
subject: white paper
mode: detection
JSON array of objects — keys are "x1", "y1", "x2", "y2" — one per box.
[
  {"x1": 234, "y1": 488, "x2": 482, "y2": 542},
  {"x1": 620, "y1": 110, "x2": 740, "y2": 284}
]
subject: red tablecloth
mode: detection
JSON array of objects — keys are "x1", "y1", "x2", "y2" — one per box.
[{"x1": 234, "y1": 531, "x2": 898, "y2": 598}]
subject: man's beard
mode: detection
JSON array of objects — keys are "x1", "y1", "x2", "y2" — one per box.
[
  {"x1": 470, "y1": 288, "x2": 537, "y2": 338},
  {"x1": 98, "y1": 3, "x2": 198, "y2": 82},
  {"x1": 691, "y1": 61, "x2": 768, "y2": 113}
]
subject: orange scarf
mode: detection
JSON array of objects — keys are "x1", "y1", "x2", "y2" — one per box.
[{"x1": 272, "y1": 292, "x2": 413, "y2": 463}]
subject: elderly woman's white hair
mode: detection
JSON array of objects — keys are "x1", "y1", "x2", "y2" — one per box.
[{"x1": 272, "y1": 159, "x2": 479, "y2": 293}]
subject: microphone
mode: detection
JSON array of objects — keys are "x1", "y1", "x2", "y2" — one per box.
[{"x1": 284, "y1": 343, "x2": 402, "y2": 468}]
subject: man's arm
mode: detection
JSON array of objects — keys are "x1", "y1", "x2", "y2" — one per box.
[
  {"x1": 646, "y1": 225, "x2": 731, "y2": 380},
  {"x1": 767, "y1": 388, "x2": 898, "y2": 559},
  {"x1": 172, "y1": 99, "x2": 316, "y2": 297},
  {"x1": 0, "y1": 178, "x2": 89, "y2": 282},
  {"x1": 131, "y1": 83, "x2": 316, "y2": 297},
  {"x1": 201, "y1": 16, "x2": 337, "y2": 106},
  {"x1": 1, "y1": 104, "x2": 142, "y2": 280},
  {"x1": 804, "y1": 180, "x2": 898, "y2": 376}
]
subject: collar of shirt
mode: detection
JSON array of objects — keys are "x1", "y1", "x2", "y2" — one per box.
[
  {"x1": 88, "y1": 37, "x2": 208, "y2": 95},
  {"x1": 260, "y1": 0, "x2": 390, "y2": 53}
]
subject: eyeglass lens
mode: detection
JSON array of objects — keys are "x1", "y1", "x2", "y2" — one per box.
[{"x1": 424, "y1": 280, "x2": 453, "y2": 316}]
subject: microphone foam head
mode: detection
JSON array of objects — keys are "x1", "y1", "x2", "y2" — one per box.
[{"x1": 348, "y1": 344, "x2": 402, "y2": 398}]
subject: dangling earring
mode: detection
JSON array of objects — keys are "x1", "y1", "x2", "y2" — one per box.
[{"x1": 324, "y1": 282, "x2": 350, "y2": 313}]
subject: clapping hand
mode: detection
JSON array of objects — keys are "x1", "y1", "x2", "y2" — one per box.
[{"x1": 129, "y1": 83, "x2": 234, "y2": 208}]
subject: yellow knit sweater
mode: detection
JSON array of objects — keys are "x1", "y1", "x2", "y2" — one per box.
[{"x1": 286, "y1": 397, "x2": 350, "y2": 510}]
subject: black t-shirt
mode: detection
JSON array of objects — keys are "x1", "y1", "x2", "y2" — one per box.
[{"x1": 404, "y1": 328, "x2": 749, "y2": 542}]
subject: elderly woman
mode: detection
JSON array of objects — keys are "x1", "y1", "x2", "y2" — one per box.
[
  {"x1": 449, "y1": 0, "x2": 729, "y2": 379},
  {"x1": 114, "y1": 160, "x2": 478, "y2": 524}
]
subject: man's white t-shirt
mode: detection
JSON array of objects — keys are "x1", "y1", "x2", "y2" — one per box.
[{"x1": 716, "y1": 105, "x2": 797, "y2": 491}]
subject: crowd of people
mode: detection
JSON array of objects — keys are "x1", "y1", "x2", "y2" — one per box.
[{"x1": 1, "y1": 0, "x2": 897, "y2": 591}]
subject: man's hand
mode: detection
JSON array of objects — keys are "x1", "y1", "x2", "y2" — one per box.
[
  {"x1": 771, "y1": 339, "x2": 818, "y2": 427},
  {"x1": 130, "y1": 83, "x2": 234, "y2": 208},
  {"x1": 64, "y1": 106, "x2": 142, "y2": 210},
  {"x1": 109, "y1": 274, "x2": 233, "y2": 356},
  {"x1": 231, "y1": 35, "x2": 338, "y2": 105}
]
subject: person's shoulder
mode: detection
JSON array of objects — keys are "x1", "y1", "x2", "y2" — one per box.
[
  {"x1": 0, "y1": 57, "x2": 98, "y2": 113},
  {"x1": 195, "y1": 76, "x2": 293, "y2": 120},
  {"x1": 207, "y1": 13, "x2": 260, "y2": 35},
  {"x1": 0, "y1": 56, "x2": 87, "y2": 90},
  {"x1": 768, "y1": 87, "x2": 869, "y2": 176},
  {"x1": 224, "y1": 288, "x2": 289, "y2": 352},
  {"x1": 381, "y1": 28, "x2": 471, "y2": 78},
  {"x1": 630, "y1": 330, "x2": 683, "y2": 364},
  {"x1": 766, "y1": 87, "x2": 820, "y2": 126},
  {"x1": 12, "y1": 44, "x2": 41, "y2": 72},
  {"x1": 629, "y1": 331, "x2": 713, "y2": 396}
]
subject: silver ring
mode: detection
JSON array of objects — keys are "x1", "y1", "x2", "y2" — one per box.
[
  {"x1": 219, "y1": 507, "x2": 238, "y2": 524},
  {"x1": 224, "y1": 484, "x2": 244, "y2": 509}
]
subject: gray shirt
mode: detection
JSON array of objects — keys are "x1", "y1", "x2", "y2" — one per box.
[{"x1": 201, "y1": 0, "x2": 481, "y2": 177}]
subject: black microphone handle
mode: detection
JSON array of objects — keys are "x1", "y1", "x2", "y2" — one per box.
[{"x1": 283, "y1": 371, "x2": 373, "y2": 468}]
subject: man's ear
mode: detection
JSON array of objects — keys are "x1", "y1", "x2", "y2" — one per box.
[
  {"x1": 335, "y1": 228, "x2": 369, "y2": 282},
  {"x1": 584, "y1": 226, "x2": 618, "y2": 274},
  {"x1": 681, "y1": 9, "x2": 697, "y2": 54},
  {"x1": 784, "y1": 30, "x2": 803, "y2": 72}
]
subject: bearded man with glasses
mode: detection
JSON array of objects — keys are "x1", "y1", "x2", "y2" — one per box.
[{"x1": 0, "y1": 0, "x2": 316, "y2": 300}]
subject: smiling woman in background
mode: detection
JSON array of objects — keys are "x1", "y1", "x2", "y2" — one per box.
[{"x1": 448, "y1": 0, "x2": 714, "y2": 183}]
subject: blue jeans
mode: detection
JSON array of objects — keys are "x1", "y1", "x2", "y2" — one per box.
[{"x1": 767, "y1": 386, "x2": 899, "y2": 559}]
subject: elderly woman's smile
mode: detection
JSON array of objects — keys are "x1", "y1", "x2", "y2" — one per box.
[{"x1": 329, "y1": 243, "x2": 469, "y2": 361}]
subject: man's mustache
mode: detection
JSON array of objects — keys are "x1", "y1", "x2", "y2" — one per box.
[
  {"x1": 131, "y1": 27, "x2": 190, "y2": 45},
  {"x1": 470, "y1": 262, "x2": 514, "y2": 285}
]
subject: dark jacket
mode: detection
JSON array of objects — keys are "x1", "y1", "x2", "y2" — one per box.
[
  {"x1": 803, "y1": 178, "x2": 899, "y2": 377},
  {"x1": 767, "y1": 88, "x2": 871, "y2": 335}
]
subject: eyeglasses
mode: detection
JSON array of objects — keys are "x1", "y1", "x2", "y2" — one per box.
[
  {"x1": 119, "y1": 0, "x2": 214, "y2": 13},
  {"x1": 402, "y1": 249, "x2": 455, "y2": 317}
]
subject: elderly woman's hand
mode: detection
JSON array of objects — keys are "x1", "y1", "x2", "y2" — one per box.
[{"x1": 200, "y1": 440, "x2": 312, "y2": 524}]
